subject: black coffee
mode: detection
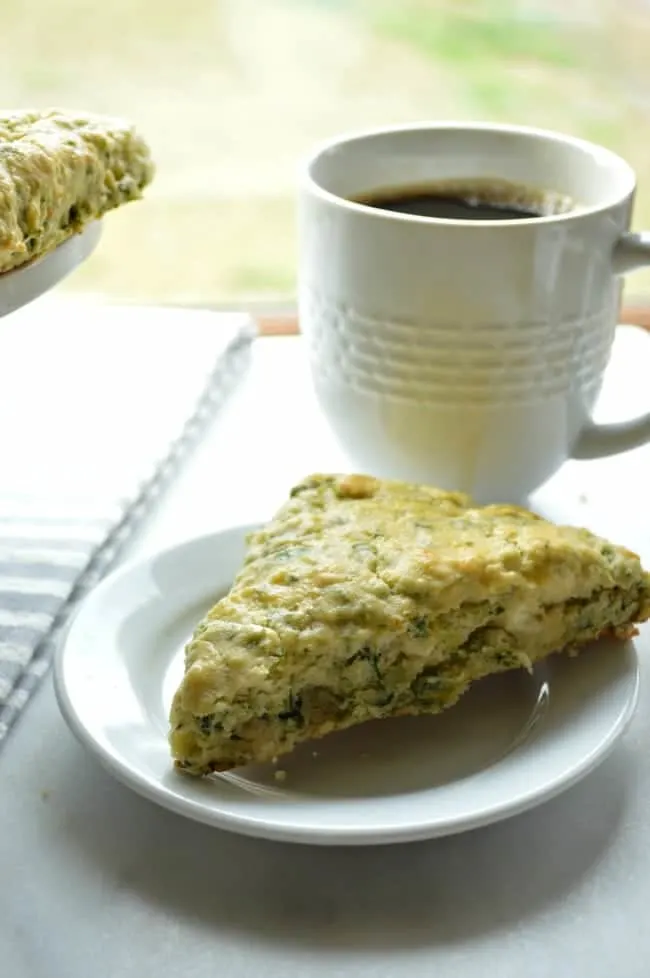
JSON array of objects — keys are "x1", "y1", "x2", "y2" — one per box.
[{"x1": 355, "y1": 178, "x2": 572, "y2": 221}]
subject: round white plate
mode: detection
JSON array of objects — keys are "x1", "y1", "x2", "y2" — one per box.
[
  {"x1": 54, "y1": 524, "x2": 640, "y2": 846},
  {"x1": 0, "y1": 222, "x2": 101, "y2": 318}
]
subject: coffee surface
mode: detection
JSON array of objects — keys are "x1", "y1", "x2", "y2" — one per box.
[{"x1": 355, "y1": 178, "x2": 572, "y2": 221}]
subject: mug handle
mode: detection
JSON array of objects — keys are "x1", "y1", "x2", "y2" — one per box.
[{"x1": 571, "y1": 233, "x2": 650, "y2": 460}]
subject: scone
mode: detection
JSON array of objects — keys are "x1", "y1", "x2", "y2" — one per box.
[
  {"x1": 169, "y1": 473, "x2": 650, "y2": 775},
  {"x1": 0, "y1": 108, "x2": 154, "y2": 273}
]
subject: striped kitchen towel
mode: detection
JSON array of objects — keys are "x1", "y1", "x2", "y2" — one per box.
[{"x1": 0, "y1": 299, "x2": 256, "y2": 744}]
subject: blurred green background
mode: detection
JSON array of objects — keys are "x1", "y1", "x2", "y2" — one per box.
[{"x1": 5, "y1": 0, "x2": 650, "y2": 303}]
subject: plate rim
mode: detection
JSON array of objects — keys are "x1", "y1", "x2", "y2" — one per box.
[
  {"x1": 0, "y1": 221, "x2": 102, "y2": 318},
  {"x1": 54, "y1": 524, "x2": 641, "y2": 846}
]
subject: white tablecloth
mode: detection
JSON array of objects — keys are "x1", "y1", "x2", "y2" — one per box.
[{"x1": 2, "y1": 328, "x2": 650, "y2": 978}]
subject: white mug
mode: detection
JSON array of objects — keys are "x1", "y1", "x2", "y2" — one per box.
[{"x1": 298, "y1": 122, "x2": 650, "y2": 502}]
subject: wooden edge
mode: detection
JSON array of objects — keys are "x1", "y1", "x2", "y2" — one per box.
[
  {"x1": 257, "y1": 315, "x2": 300, "y2": 336},
  {"x1": 619, "y1": 306, "x2": 650, "y2": 330},
  {"x1": 257, "y1": 308, "x2": 650, "y2": 337}
]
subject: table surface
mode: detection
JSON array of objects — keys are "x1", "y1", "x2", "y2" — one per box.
[{"x1": 2, "y1": 330, "x2": 650, "y2": 978}]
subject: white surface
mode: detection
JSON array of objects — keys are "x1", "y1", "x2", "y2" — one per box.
[
  {"x1": 0, "y1": 222, "x2": 101, "y2": 317},
  {"x1": 300, "y1": 122, "x2": 650, "y2": 500},
  {"x1": 55, "y1": 523, "x2": 639, "y2": 847},
  {"x1": 0, "y1": 296, "x2": 253, "y2": 503},
  {"x1": 2, "y1": 323, "x2": 650, "y2": 975}
]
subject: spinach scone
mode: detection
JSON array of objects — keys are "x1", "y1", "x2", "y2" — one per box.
[
  {"x1": 170, "y1": 474, "x2": 650, "y2": 774},
  {"x1": 0, "y1": 108, "x2": 154, "y2": 273}
]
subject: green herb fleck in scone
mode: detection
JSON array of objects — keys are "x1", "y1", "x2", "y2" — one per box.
[
  {"x1": 169, "y1": 474, "x2": 650, "y2": 775},
  {"x1": 0, "y1": 108, "x2": 154, "y2": 273}
]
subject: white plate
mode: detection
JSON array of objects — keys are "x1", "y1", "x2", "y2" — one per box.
[
  {"x1": 54, "y1": 524, "x2": 640, "y2": 846},
  {"x1": 0, "y1": 222, "x2": 101, "y2": 318}
]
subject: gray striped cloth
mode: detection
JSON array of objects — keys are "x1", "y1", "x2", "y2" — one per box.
[{"x1": 0, "y1": 300, "x2": 256, "y2": 744}]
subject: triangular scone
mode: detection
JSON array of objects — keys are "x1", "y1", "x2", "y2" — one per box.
[
  {"x1": 0, "y1": 108, "x2": 153, "y2": 273},
  {"x1": 170, "y1": 474, "x2": 650, "y2": 775}
]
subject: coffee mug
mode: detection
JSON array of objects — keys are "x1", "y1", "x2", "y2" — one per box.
[{"x1": 298, "y1": 122, "x2": 650, "y2": 501}]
